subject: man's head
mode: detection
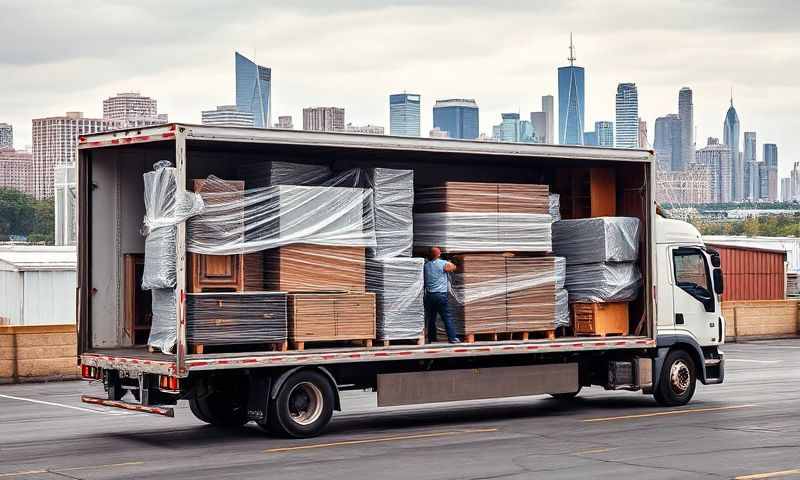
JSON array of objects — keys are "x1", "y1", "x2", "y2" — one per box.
[{"x1": 430, "y1": 246, "x2": 442, "y2": 259}]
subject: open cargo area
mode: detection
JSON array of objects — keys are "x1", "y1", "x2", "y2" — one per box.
[{"x1": 78, "y1": 125, "x2": 655, "y2": 376}]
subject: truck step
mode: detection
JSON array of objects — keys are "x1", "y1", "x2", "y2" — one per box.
[{"x1": 704, "y1": 358, "x2": 722, "y2": 367}]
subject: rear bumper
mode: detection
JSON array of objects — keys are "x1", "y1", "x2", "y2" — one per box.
[{"x1": 81, "y1": 395, "x2": 175, "y2": 417}]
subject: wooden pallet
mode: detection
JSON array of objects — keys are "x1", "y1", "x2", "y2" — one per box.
[
  {"x1": 463, "y1": 330, "x2": 556, "y2": 343},
  {"x1": 291, "y1": 339, "x2": 373, "y2": 351},
  {"x1": 376, "y1": 336, "x2": 425, "y2": 347},
  {"x1": 190, "y1": 341, "x2": 288, "y2": 354}
]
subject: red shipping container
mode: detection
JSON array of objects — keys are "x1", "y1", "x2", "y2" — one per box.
[{"x1": 707, "y1": 243, "x2": 786, "y2": 301}]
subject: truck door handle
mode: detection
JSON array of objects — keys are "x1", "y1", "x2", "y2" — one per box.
[{"x1": 675, "y1": 314, "x2": 684, "y2": 325}]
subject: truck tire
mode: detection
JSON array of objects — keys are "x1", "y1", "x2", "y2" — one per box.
[
  {"x1": 654, "y1": 349, "x2": 696, "y2": 407},
  {"x1": 268, "y1": 370, "x2": 335, "y2": 438}
]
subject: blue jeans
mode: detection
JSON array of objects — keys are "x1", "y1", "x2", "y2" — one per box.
[{"x1": 424, "y1": 292, "x2": 458, "y2": 342}]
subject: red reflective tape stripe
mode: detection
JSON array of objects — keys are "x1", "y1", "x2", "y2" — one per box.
[
  {"x1": 111, "y1": 139, "x2": 120, "y2": 144},
  {"x1": 162, "y1": 132, "x2": 176, "y2": 139},
  {"x1": 526, "y1": 345, "x2": 539, "y2": 349}
]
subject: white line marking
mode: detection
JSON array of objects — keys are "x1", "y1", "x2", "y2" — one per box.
[
  {"x1": 726, "y1": 358, "x2": 782, "y2": 364},
  {"x1": 0, "y1": 394, "x2": 131, "y2": 416}
]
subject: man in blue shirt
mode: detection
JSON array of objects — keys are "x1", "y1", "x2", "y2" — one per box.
[{"x1": 423, "y1": 246, "x2": 460, "y2": 344}]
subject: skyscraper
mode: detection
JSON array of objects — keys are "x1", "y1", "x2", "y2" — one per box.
[
  {"x1": 32, "y1": 112, "x2": 118, "y2": 199},
  {"x1": 583, "y1": 131, "x2": 597, "y2": 146},
  {"x1": 389, "y1": 93, "x2": 421, "y2": 136},
  {"x1": 0, "y1": 123, "x2": 12, "y2": 149},
  {"x1": 102, "y1": 92, "x2": 167, "y2": 126},
  {"x1": 557, "y1": 35, "x2": 585, "y2": 145},
  {"x1": 542, "y1": 95, "x2": 554, "y2": 144},
  {"x1": 0, "y1": 148, "x2": 33, "y2": 196},
  {"x1": 695, "y1": 137, "x2": 732, "y2": 203},
  {"x1": 638, "y1": 118, "x2": 650, "y2": 149},
  {"x1": 723, "y1": 97, "x2": 741, "y2": 200},
  {"x1": 235, "y1": 52, "x2": 271, "y2": 128},
  {"x1": 433, "y1": 99, "x2": 479, "y2": 140},
  {"x1": 758, "y1": 163, "x2": 769, "y2": 200},
  {"x1": 530, "y1": 112, "x2": 547, "y2": 143},
  {"x1": 654, "y1": 114, "x2": 682, "y2": 171},
  {"x1": 201, "y1": 105, "x2": 255, "y2": 127},
  {"x1": 493, "y1": 113, "x2": 520, "y2": 142},
  {"x1": 678, "y1": 87, "x2": 694, "y2": 169},
  {"x1": 595, "y1": 121, "x2": 614, "y2": 147},
  {"x1": 303, "y1": 107, "x2": 345, "y2": 132},
  {"x1": 743, "y1": 132, "x2": 757, "y2": 200},
  {"x1": 615, "y1": 83, "x2": 639, "y2": 148},
  {"x1": 764, "y1": 143, "x2": 779, "y2": 201}
]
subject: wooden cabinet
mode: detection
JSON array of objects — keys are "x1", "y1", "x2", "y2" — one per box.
[
  {"x1": 573, "y1": 302, "x2": 629, "y2": 336},
  {"x1": 123, "y1": 254, "x2": 152, "y2": 345}
]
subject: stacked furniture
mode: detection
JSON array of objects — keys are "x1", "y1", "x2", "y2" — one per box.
[
  {"x1": 552, "y1": 216, "x2": 641, "y2": 336},
  {"x1": 288, "y1": 293, "x2": 376, "y2": 350}
]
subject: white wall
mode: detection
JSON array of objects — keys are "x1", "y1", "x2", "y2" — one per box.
[
  {"x1": 21, "y1": 270, "x2": 76, "y2": 325},
  {"x1": 0, "y1": 270, "x2": 23, "y2": 324}
]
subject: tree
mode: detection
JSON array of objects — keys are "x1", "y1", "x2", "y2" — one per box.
[{"x1": 0, "y1": 188, "x2": 55, "y2": 244}]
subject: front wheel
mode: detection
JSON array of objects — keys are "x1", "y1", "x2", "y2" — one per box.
[
  {"x1": 268, "y1": 370, "x2": 335, "y2": 438},
  {"x1": 654, "y1": 349, "x2": 696, "y2": 407}
]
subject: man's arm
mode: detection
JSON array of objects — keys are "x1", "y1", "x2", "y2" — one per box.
[{"x1": 444, "y1": 261, "x2": 457, "y2": 273}]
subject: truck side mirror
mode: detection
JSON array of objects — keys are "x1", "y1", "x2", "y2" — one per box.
[
  {"x1": 713, "y1": 268, "x2": 724, "y2": 295},
  {"x1": 708, "y1": 249, "x2": 721, "y2": 268}
]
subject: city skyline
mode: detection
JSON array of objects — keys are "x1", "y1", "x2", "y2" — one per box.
[{"x1": 0, "y1": 2, "x2": 797, "y2": 178}]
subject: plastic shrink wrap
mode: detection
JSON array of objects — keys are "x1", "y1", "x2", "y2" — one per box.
[
  {"x1": 141, "y1": 161, "x2": 204, "y2": 290},
  {"x1": 366, "y1": 257, "x2": 424, "y2": 340},
  {"x1": 186, "y1": 292, "x2": 288, "y2": 345},
  {"x1": 446, "y1": 256, "x2": 566, "y2": 335},
  {"x1": 555, "y1": 288, "x2": 569, "y2": 327},
  {"x1": 564, "y1": 262, "x2": 642, "y2": 303},
  {"x1": 366, "y1": 168, "x2": 414, "y2": 258},
  {"x1": 148, "y1": 288, "x2": 177, "y2": 353},
  {"x1": 549, "y1": 194, "x2": 561, "y2": 222},
  {"x1": 238, "y1": 161, "x2": 332, "y2": 188},
  {"x1": 552, "y1": 217, "x2": 640, "y2": 264},
  {"x1": 414, "y1": 212, "x2": 552, "y2": 253}
]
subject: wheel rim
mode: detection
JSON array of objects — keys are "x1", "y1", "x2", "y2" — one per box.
[
  {"x1": 287, "y1": 382, "x2": 324, "y2": 426},
  {"x1": 669, "y1": 360, "x2": 691, "y2": 395}
]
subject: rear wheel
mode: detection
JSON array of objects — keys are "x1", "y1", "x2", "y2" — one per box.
[
  {"x1": 189, "y1": 377, "x2": 249, "y2": 427},
  {"x1": 268, "y1": 370, "x2": 335, "y2": 438},
  {"x1": 654, "y1": 349, "x2": 696, "y2": 407}
]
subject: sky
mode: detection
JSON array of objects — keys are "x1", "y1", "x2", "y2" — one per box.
[{"x1": 1, "y1": 0, "x2": 798, "y2": 178}]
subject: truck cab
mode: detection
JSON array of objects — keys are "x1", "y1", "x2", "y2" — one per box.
[{"x1": 652, "y1": 215, "x2": 725, "y2": 405}]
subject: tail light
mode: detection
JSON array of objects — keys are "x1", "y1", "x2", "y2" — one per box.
[
  {"x1": 158, "y1": 375, "x2": 180, "y2": 392},
  {"x1": 81, "y1": 365, "x2": 103, "y2": 380}
]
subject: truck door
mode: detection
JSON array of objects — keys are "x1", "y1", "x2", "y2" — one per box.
[{"x1": 671, "y1": 247, "x2": 718, "y2": 344}]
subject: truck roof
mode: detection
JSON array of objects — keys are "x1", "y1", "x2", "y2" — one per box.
[{"x1": 78, "y1": 123, "x2": 654, "y2": 164}]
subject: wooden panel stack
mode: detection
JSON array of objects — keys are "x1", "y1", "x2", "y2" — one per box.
[
  {"x1": 288, "y1": 293, "x2": 376, "y2": 350},
  {"x1": 416, "y1": 182, "x2": 549, "y2": 214},
  {"x1": 573, "y1": 303, "x2": 629, "y2": 337},
  {"x1": 263, "y1": 245, "x2": 366, "y2": 293}
]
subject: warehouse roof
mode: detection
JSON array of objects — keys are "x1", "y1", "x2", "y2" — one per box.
[
  {"x1": 0, "y1": 246, "x2": 77, "y2": 272},
  {"x1": 703, "y1": 235, "x2": 799, "y2": 272}
]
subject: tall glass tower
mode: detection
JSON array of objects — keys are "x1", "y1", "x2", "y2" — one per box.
[
  {"x1": 432, "y1": 99, "x2": 479, "y2": 140},
  {"x1": 595, "y1": 121, "x2": 614, "y2": 147},
  {"x1": 743, "y1": 131, "x2": 757, "y2": 200},
  {"x1": 558, "y1": 34, "x2": 585, "y2": 145},
  {"x1": 235, "y1": 52, "x2": 271, "y2": 128},
  {"x1": 678, "y1": 87, "x2": 694, "y2": 170},
  {"x1": 723, "y1": 97, "x2": 741, "y2": 200},
  {"x1": 389, "y1": 93, "x2": 421, "y2": 136},
  {"x1": 615, "y1": 83, "x2": 639, "y2": 148}
]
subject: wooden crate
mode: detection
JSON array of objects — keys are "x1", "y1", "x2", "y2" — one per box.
[
  {"x1": 288, "y1": 293, "x2": 376, "y2": 349},
  {"x1": 573, "y1": 302, "x2": 629, "y2": 336}
]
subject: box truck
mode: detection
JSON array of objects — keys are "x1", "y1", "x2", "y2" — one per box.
[{"x1": 76, "y1": 124, "x2": 725, "y2": 437}]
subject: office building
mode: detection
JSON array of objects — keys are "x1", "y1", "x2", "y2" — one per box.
[
  {"x1": 102, "y1": 92, "x2": 168, "y2": 126},
  {"x1": 303, "y1": 107, "x2": 345, "y2": 132},
  {"x1": 32, "y1": 112, "x2": 118, "y2": 199},
  {"x1": 345, "y1": 123, "x2": 384, "y2": 135},
  {"x1": 0, "y1": 123, "x2": 12, "y2": 149},
  {"x1": 654, "y1": 114, "x2": 682, "y2": 172},
  {"x1": 695, "y1": 137, "x2": 732, "y2": 203},
  {"x1": 0, "y1": 149, "x2": 33, "y2": 196},
  {"x1": 615, "y1": 83, "x2": 639, "y2": 148},
  {"x1": 743, "y1": 132, "x2": 757, "y2": 200},
  {"x1": 558, "y1": 35, "x2": 585, "y2": 145},
  {"x1": 432, "y1": 99, "x2": 479, "y2": 140},
  {"x1": 764, "y1": 143, "x2": 779, "y2": 201},
  {"x1": 542, "y1": 95, "x2": 554, "y2": 144},
  {"x1": 530, "y1": 112, "x2": 547, "y2": 143},
  {"x1": 274, "y1": 115, "x2": 293, "y2": 129},
  {"x1": 678, "y1": 87, "x2": 694, "y2": 169},
  {"x1": 758, "y1": 162, "x2": 769, "y2": 200},
  {"x1": 54, "y1": 163, "x2": 77, "y2": 246},
  {"x1": 639, "y1": 118, "x2": 650, "y2": 149},
  {"x1": 518, "y1": 120, "x2": 535, "y2": 143},
  {"x1": 429, "y1": 127, "x2": 448, "y2": 138},
  {"x1": 583, "y1": 131, "x2": 597, "y2": 146},
  {"x1": 493, "y1": 113, "x2": 520, "y2": 142},
  {"x1": 723, "y1": 98, "x2": 742, "y2": 200},
  {"x1": 788, "y1": 162, "x2": 800, "y2": 201},
  {"x1": 389, "y1": 93, "x2": 421, "y2": 136},
  {"x1": 201, "y1": 105, "x2": 255, "y2": 127},
  {"x1": 235, "y1": 52, "x2": 271, "y2": 128},
  {"x1": 596, "y1": 121, "x2": 614, "y2": 147},
  {"x1": 781, "y1": 177, "x2": 792, "y2": 202}
]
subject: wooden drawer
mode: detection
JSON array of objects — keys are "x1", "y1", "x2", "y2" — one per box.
[{"x1": 573, "y1": 302, "x2": 629, "y2": 336}]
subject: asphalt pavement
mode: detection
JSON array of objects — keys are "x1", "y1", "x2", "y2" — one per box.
[{"x1": 1, "y1": 340, "x2": 799, "y2": 480}]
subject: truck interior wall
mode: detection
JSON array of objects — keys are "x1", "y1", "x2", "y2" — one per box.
[{"x1": 84, "y1": 144, "x2": 175, "y2": 350}]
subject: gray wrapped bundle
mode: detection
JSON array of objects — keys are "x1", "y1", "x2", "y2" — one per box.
[
  {"x1": 552, "y1": 217, "x2": 640, "y2": 265},
  {"x1": 366, "y1": 257, "x2": 424, "y2": 340},
  {"x1": 549, "y1": 194, "x2": 561, "y2": 222},
  {"x1": 414, "y1": 212, "x2": 552, "y2": 253},
  {"x1": 367, "y1": 168, "x2": 414, "y2": 258},
  {"x1": 148, "y1": 288, "x2": 176, "y2": 353},
  {"x1": 186, "y1": 292, "x2": 288, "y2": 345},
  {"x1": 555, "y1": 288, "x2": 569, "y2": 327},
  {"x1": 565, "y1": 262, "x2": 642, "y2": 303},
  {"x1": 238, "y1": 161, "x2": 332, "y2": 188}
]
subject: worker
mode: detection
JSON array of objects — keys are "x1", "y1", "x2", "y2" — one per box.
[{"x1": 423, "y1": 246, "x2": 460, "y2": 344}]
